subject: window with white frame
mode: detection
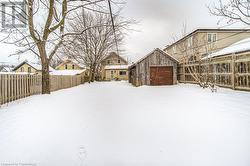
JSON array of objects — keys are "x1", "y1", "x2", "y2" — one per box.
[
  {"x1": 208, "y1": 33, "x2": 217, "y2": 43},
  {"x1": 173, "y1": 45, "x2": 177, "y2": 54},
  {"x1": 188, "y1": 36, "x2": 193, "y2": 47},
  {"x1": 1, "y1": 1, "x2": 27, "y2": 28}
]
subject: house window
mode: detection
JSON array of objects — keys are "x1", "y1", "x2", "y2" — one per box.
[
  {"x1": 118, "y1": 59, "x2": 121, "y2": 63},
  {"x1": 65, "y1": 64, "x2": 68, "y2": 69},
  {"x1": 208, "y1": 33, "x2": 217, "y2": 43},
  {"x1": 188, "y1": 36, "x2": 193, "y2": 47},
  {"x1": 20, "y1": 67, "x2": 24, "y2": 72},
  {"x1": 107, "y1": 60, "x2": 110, "y2": 64},
  {"x1": 119, "y1": 71, "x2": 126, "y2": 75},
  {"x1": 28, "y1": 67, "x2": 31, "y2": 73},
  {"x1": 173, "y1": 45, "x2": 177, "y2": 54},
  {"x1": 72, "y1": 64, "x2": 75, "y2": 69},
  {"x1": 1, "y1": 1, "x2": 27, "y2": 28}
]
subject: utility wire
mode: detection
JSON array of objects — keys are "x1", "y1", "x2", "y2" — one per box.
[{"x1": 108, "y1": 0, "x2": 119, "y2": 55}]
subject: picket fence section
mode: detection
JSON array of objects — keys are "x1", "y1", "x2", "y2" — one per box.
[{"x1": 0, "y1": 74, "x2": 86, "y2": 106}]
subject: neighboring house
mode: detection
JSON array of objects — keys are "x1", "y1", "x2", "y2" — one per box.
[
  {"x1": 104, "y1": 65, "x2": 129, "y2": 81},
  {"x1": 101, "y1": 52, "x2": 129, "y2": 81},
  {"x1": 129, "y1": 48, "x2": 179, "y2": 86},
  {"x1": 56, "y1": 59, "x2": 84, "y2": 70},
  {"x1": 164, "y1": 29, "x2": 250, "y2": 62},
  {"x1": 13, "y1": 61, "x2": 54, "y2": 74}
]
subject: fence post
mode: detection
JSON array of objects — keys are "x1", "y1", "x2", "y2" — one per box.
[
  {"x1": 0, "y1": 75, "x2": 2, "y2": 106},
  {"x1": 183, "y1": 65, "x2": 186, "y2": 83},
  {"x1": 231, "y1": 54, "x2": 236, "y2": 90}
]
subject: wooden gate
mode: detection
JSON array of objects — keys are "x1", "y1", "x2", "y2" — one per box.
[{"x1": 150, "y1": 66, "x2": 173, "y2": 85}]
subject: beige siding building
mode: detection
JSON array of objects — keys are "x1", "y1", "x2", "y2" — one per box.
[
  {"x1": 164, "y1": 29, "x2": 250, "y2": 62},
  {"x1": 101, "y1": 52, "x2": 129, "y2": 81},
  {"x1": 13, "y1": 61, "x2": 54, "y2": 74},
  {"x1": 56, "y1": 60, "x2": 83, "y2": 70}
]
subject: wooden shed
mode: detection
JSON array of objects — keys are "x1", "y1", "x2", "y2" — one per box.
[{"x1": 129, "y1": 48, "x2": 179, "y2": 86}]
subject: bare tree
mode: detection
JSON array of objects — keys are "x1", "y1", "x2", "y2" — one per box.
[
  {"x1": 60, "y1": 9, "x2": 133, "y2": 82},
  {"x1": 209, "y1": 0, "x2": 250, "y2": 26},
  {"x1": 0, "y1": 0, "x2": 115, "y2": 94},
  {"x1": 177, "y1": 24, "x2": 217, "y2": 91}
]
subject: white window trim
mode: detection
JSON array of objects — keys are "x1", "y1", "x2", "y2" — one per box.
[
  {"x1": 173, "y1": 45, "x2": 177, "y2": 54},
  {"x1": 188, "y1": 36, "x2": 193, "y2": 48},
  {"x1": 207, "y1": 33, "x2": 217, "y2": 43},
  {"x1": 1, "y1": 1, "x2": 27, "y2": 28}
]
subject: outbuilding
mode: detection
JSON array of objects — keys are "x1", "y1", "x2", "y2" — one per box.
[{"x1": 129, "y1": 48, "x2": 179, "y2": 86}]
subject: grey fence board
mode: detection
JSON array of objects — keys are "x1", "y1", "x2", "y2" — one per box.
[{"x1": 0, "y1": 74, "x2": 86, "y2": 106}]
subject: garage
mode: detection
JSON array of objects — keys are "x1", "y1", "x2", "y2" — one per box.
[
  {"x1": 150, "y1": 66, "x2": 173, "y2": 85},
  {"x1": 128, "y1": 48, "x2": 178, "y2": 86}
]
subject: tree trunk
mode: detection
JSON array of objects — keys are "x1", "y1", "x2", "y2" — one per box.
[
  {"x1": 42, "y1": 59, "x2": 51, "y2": 94},
  {"x1": 88, "y1": 65, "x2": 93, "y2": 83},
  {"x1": 91, "y1": 64, "x2": 96, "y2": 82},
  {"x1": 39, "y1": 44, "x2": 51, "y2": 94},
  {"x1": 90, "y1": 70, "x2": 95, "y2": 82}
]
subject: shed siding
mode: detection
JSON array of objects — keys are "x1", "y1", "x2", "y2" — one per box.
[{"x1": 129, "y1": 49, "x2": 178, "y2": 86}]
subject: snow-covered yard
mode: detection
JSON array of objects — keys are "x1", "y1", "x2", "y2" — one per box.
[{"x1": 0, "y1": 82, "x2": 250, "y2": 166}]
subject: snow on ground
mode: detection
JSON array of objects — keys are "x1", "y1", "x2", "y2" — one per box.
[{"x1": 0, "y1": 82, "x2": 250, "y2": 166}]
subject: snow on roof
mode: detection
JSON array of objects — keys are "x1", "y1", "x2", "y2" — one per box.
[
  {"x1": 104, "y1": 65, "x2": 128, "y2": 70},
  {"x1": 130, "y1": 48, "x2": 179, "y2": 68},
  {"x1": 0, "y1": 72, "x2": 35, "y2": 75},
  {"x1": 0, "y1": 66, "x2": 14, "y2": 72},
  {"x1": 50, "y1": 69, "x2": 86, "y2": 76},
  {"x1": 13, "y1": 61, "x2": 55, "y2": 71},
  {"x1": 208, "y1": 37, "x2": 250, "y2": 58}
]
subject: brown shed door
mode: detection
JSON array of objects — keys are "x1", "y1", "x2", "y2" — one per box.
[{"x1": 150, "y1": 66, "x2": 173, "y2": 85}]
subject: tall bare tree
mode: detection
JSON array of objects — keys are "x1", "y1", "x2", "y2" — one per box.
[
  {"x1": 0, "y1": 0, "x2": 115, "y2": 94},
  {"x1": 209, "y1": 0, "x2": 250, "y2": 26},
  {"x1": 176, "y1": 24, "x2": 216, "y2": 90},
  {"x1": 60, "y1": 9, "x2": 133, "y2": 82}
]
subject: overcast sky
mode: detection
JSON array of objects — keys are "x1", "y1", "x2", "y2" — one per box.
[
  {"x1": 0, "y1": 0, "x2": 244, "y2": 64},
  {"x1": 121, "y1": 0, "x2": 230, "y2": 62}
]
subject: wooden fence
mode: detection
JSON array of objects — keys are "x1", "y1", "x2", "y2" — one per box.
[
  {"x1": 178, "y1": 53, "x2": 250, "y2": 91},
  {"x1": 0, "y1": 74, "x2": 86, "y2": 106}
]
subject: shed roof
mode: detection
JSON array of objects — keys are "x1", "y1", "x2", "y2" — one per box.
[{"x1": 129, "y1": 48, "x2": 179, "y2": 69}]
